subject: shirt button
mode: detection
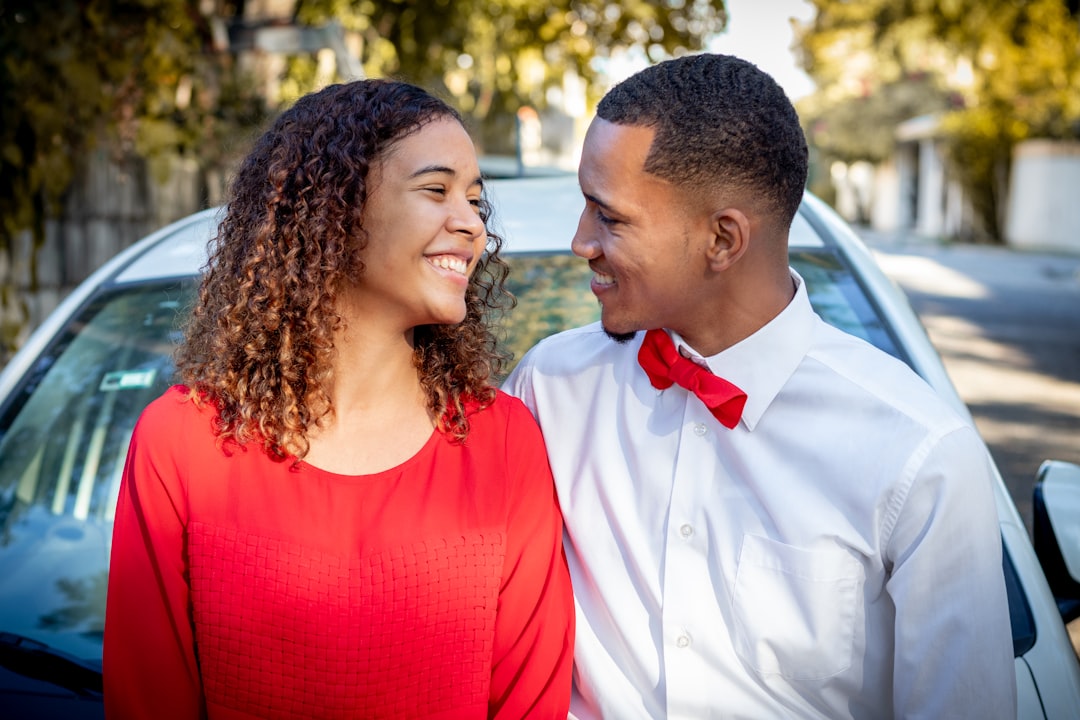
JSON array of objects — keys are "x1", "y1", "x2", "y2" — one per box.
[
  {"x1": 676, "y1": 633, "x2": 692, "y2": 649},
  {"x1": 679, "y1": 523, "x2": 694, "y2": 539},
  {"x1": 693, "y1": 423, "x2": 707, "y2": 436}
]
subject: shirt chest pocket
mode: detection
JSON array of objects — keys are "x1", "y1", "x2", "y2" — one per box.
[{"x1": 731, "y1": 533, "x2": 861, "y2": 681}]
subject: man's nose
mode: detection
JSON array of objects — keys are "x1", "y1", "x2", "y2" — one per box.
[{"x1": 571, "y1": 214, "x2": 599, "y2": 259}]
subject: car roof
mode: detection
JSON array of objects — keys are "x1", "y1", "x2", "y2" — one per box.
[
  {"x1": 106, "y1": 175, "x2": 827, "y2": 287},
  {"x1": 97, "y1": 176, "x2": 950, "y2": 417},
  {"x1": 488, "y1": 175, "x2": 824, "y2": 254},
  {"x1": 113, "y1": 206, "x2": 220, "y2": 284}
]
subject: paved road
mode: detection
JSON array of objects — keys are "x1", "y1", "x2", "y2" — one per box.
[{"x1": 857, "y1": 229, "x2": 1080, "y2": 533}]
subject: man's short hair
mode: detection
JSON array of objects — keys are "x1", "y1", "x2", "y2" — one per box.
[{"x1": 597, "y1": 53, "x2": 809, "y2": 226}]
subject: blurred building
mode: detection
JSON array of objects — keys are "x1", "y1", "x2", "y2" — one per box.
[
  {"x1": 866, "y1": 113, "x2": 974, "y2": 242},
  {"x1": 853, "y1": 118, "x2": 1080, "y2": 254},
  {"x1": 1005, "y1": 140, "x2": 1080, "y2": 252}
]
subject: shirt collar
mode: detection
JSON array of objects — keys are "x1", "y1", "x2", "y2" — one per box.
[{"x1": 668, "y1": 270, "x2": 814, "y2": 431}]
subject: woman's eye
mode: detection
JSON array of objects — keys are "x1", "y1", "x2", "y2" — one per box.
[
  {"x1": 425, "y1": 187, "x2": 446, "y2": 195},
  {"x1": 597, "y1": 209, "x2": 617, "y2": 226}
]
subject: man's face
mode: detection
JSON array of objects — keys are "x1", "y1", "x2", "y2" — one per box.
[{"x1": 572, "y1": 118, "x2": 710, "y2": 338}]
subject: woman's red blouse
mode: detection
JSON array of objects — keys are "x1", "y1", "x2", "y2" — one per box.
[{"x1": 104, "y1": 386, "x2": 574, "y2": 719}]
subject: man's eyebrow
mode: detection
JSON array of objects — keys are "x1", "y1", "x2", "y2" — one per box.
[
  {"x1": 409, "y1": 164, "x2": 484, "y2": 189},
  {"x1": 583, "y1": 191, "x2": 616, "y2": 214}
]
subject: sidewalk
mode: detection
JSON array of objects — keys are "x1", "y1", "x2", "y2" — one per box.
[{"x1": 856, "y1": 225, "x2": 1080, "y2": 259}]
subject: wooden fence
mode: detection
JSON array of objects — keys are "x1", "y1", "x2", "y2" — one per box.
[{"x1": 1, "y1": 150, "x2": 210, "y2": 360}]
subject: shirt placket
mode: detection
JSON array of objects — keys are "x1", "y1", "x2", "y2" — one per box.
[{"x1": 660, "y1": 391, "x2": 717, "y2": 719}]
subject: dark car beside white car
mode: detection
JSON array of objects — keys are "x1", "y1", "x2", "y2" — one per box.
[{"x1": 0, "y1": 175, "x2": 1078, "y2": 718}]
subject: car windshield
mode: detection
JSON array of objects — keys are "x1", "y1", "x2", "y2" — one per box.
[
  {"x1": 498, "y1": 249, "x2": 905, "y2": 369},
  {"x1": 0, "y1": 280, "x2": 194, "y2": 664},
  {"x1": 0, "y1": 250, "x2": 904, "y2": 663}
]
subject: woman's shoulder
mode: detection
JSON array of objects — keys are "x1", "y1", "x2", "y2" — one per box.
[
  {"x1": 459, "y1": 390, "x2": 544, "y2": 452},
  {"x1": 136, "y1": 384, "x2": 218, "y2": 440},
  {"x1": 465, "y1": 389, "x2": 535, "y2": 425},
  {"x1": 462, "y1": 391, "x2": 553, "y2": 499}
]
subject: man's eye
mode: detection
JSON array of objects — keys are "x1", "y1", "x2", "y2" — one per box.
[
  {"x1": 596, "y1": 208, "x2": 617, "y2": 226},
  {"x1": 425, "y1": 187, "x2": 446, "y2": 195}
]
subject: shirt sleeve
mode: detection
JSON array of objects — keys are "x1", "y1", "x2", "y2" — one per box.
[
  {"x1": 104, "y1": 395, "x2": 205, "y2": 719},
  {"x1": 488, "y1": 397, "x2": 575, "y2": 719},
  {"x1": 885, "y1": 424, "x2": 1017, "y2": 719}
]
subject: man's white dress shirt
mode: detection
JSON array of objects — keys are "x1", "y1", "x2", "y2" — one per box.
[{"x1": 503, "y1": 274, "x2": 1016, "y2": 720}]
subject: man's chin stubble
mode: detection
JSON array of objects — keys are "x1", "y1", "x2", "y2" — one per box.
[{"x1": 602, "y1": 327, "x2": 638, "y2": 344}]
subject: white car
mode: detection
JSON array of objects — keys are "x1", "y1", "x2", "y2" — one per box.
[{"x1": 0, "y1": 175, "x2": 1078, "y2": 717}]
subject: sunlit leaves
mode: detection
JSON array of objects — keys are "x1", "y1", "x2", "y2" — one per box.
[
  {"x1": 0, "y1": 1, "x2": 270, "y2": 354},
  {"x1": 0, "y1": 0, "x2": 269, "y2": 254},
  {"x1": 497, "y1": 254, "x2": 599, "y2": 375},
  {"x1": 798, "y1": 0, "x2": 1080, "y2": 240},
  {"x1": 294, "y1": 0, "x2": 727, "y2": 149}
]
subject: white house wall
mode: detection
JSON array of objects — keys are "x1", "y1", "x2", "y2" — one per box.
[
  {"x1": 915, "y1": 138, "x2": 946, "y2": 237},
  {"x1": 1006, "y1": 140, "x2": 1080, "y2": 253}
]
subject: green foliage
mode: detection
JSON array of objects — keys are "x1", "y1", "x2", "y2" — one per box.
[
  {"x1": 1, "y1": 0, "x2": 728, "y2": 250},
  {"x1": 294, "y1": 0, "x2": 728, "y2": 150},
  {"x1": 0, "y1": 0, "x2": 726, "y2": 355},
  {"x1": 801, "y1": 73, "x2": 957, "y2": 164},
  {"x1": 0, "y1": 0, "x2": 268, "y2": 272},
  {"x1": 498, "y1": 253, "x2": 599, "y2": 374},
  {"x1": 797, "y1": 0, "x2": 1080, "y2": 241}
]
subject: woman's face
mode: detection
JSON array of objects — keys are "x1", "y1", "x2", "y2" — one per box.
[{"x1": 348, "y1": 117, "x2": 486, "y2": 331}]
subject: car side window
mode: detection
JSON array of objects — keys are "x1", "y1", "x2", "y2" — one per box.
[
  {"x1": 790, "y1": 250, "x2": 906, "y2": 363},
  {"x1": 0, "y1": 281, "x2": 194, "y2": 529},
  {"x1": 499, "y1": 250, "x2": 908, "y2": 376}
]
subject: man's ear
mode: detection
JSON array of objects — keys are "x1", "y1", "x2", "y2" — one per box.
[{"x1": 705, "y1": 208, "x2": 751, "y2": 272}]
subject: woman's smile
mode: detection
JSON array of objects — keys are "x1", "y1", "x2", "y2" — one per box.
[{"x1": 426, "y1": 253, "x2": 470, "y2": 278}]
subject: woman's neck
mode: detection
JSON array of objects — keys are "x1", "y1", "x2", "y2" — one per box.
[
  {"x1": 328, "y1": 324, "x2": 420, "y2": 412},
  {"x1": 302, "y1": 322, "x2": 435, "y2": 475}
]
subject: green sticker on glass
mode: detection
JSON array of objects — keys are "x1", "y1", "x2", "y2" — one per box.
[{"x1": 99, "y1": 369, "x2": 158, "y2": 392}]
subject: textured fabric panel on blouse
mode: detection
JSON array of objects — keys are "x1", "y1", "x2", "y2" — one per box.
[{"x1": 188, "y1": 521, "x2": 506, "y2": 720}]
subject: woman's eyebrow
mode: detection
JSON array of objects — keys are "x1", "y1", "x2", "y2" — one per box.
[
  {"x1": 409, "y1": 164, "x2": 455, "y2": 178},
  {"x1": 410, "y1": 164, "x2": 483, "y2": 189}
]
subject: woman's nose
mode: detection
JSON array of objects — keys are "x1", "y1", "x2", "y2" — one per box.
[{"x1": 451, "y1": 198, "x2": 485, "y2": 239}]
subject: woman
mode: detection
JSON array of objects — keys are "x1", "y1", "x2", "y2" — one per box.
[{"x1": 103, "y1": 79, "x2": 574, "y2": 719}]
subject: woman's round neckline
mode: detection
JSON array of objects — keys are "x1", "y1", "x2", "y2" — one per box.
[{"x1": 295, "y1": 428, "x2": 442, "y2": 481}]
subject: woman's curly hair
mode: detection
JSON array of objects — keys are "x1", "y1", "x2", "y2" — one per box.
[{"x1": 175, "y1": 79, "x2": 512, "y2": 460}]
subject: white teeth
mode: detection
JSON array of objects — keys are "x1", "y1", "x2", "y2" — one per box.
[
  {"x1": 431, "y1": 256, "x2": 468, "y2": 275},
  {"x1": 594, "y1": 271, "x2": 616, "y2": 286}
]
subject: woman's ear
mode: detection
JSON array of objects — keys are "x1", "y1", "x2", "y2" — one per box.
[{"x1": 705, "y1": 207, "x2": 751, "y2": 272}]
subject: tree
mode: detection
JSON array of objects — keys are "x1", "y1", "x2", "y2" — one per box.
[
  {"x1": 795, "y1": 0, "x2": 1080, "y2": 241},
  {"x1": 0, "y1": 0, "x2": 267, "y2": 354},
  {"x1": 800, "y1": 73, "x2": 959, "y2": 164},
  {"x1": 293, "y1": 0, "x2": 729, "y2": 151},
  {"x1": 0, "y1": 0, "x2": 727, "y2": 355}
]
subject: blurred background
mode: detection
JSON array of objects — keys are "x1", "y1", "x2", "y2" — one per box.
[
  {"x1": 5, "y1": 0, "x2": 1080, "y2": 339},
  {"x1": 1, "y1": 0, "x2": 1078, "y2": 523}
]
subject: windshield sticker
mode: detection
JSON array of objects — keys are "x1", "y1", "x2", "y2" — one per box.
[{"x1": 99, "y1": 369, "x2": 158, "y2": 392}]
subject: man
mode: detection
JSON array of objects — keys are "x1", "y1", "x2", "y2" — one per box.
[{"x1": 503, "y1": 53, "x2": 1016, "y2": 719}]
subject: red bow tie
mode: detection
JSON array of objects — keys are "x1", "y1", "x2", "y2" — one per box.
[{"x1": 637, "y1": 329, "x2": 747, "y2": 429}]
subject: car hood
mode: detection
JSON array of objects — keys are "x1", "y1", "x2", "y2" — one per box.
[{"x1": 0, "y1": 504, "x2": 109, "y2": 666}]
